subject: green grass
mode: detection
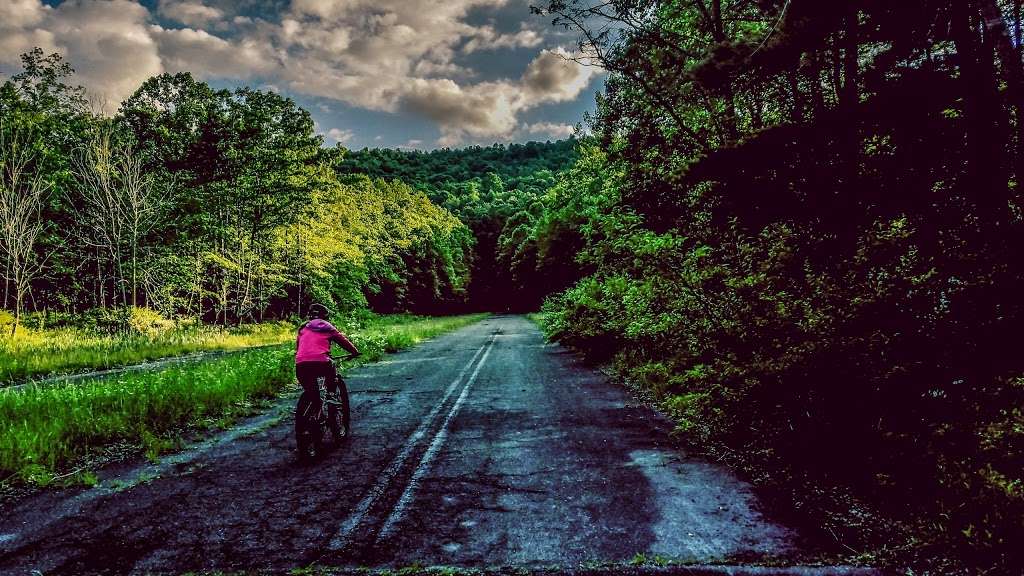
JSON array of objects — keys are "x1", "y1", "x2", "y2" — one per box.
[
  {"x1": 0, "y1": 313, "x2": 488, "y2": 485},
  {"x1": 0, "y1": 322, "x2": 298, "y2": 385}
]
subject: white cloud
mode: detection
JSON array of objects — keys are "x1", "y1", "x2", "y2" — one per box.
[
  {"x1": 325, "y1": 127, "x2": 354, "y2": 144},
  {"x1": 151, "y1": 26, "x2": 276, "y2": 79},
  {"x1": 400, "y1": 49, "x2": 597, "y2": 145},
  {"x1": 521, "y1": 47, "x2": 598, "y2": 104},
  {"x1": 462, "y1": 24, "x2": 542, "y2": 53},
  {"x1": 403, "y1": 78, "x2": 518, "y2": 139},
  {"x1": 0, "y1": 28, "x2": 58, "y2": 64},
  {"x1": 0, "y1": 0, "x2": 49, "y2": 29},
  {"x1": 157, "y1": 0, "x2": 224, "y2": 28},
  {"x1": 0, "y1": 0, "x2": 163, "y2": 105},
  {"x1": 0, "y1": 0, "x2": 599, "y2": 141},
  {"x1": 524, "y1": 121, "x2": 575, "y2": 139}
]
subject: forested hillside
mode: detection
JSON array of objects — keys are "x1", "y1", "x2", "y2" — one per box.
[
  {"x1": 337, "y1": 140, "x2": 578, "y2": 192},
  {"x1": 340, "y1": 141, "x2": 579, "y2": 309}
]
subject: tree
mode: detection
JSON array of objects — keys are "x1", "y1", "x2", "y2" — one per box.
[
  {"x1": 0, "y1": 123, "x2": 51, "y2": 333},
  {"x1": 10, "y1": 48, "x2": 88, "y2": 118},
  {"x1": 73, "y1": 125, "x2": 168, "y2": 308}
]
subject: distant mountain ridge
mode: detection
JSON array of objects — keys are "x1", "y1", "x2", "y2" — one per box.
[{"x1": 335, "y1": 139, "x2": 579, "y2": 191}]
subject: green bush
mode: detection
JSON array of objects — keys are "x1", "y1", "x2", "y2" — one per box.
[
  {"x1": 126, "y1": 307, "x2": 176, "y2": 335},
  {"x1": 0, "y1": 311, "x2": 15, "y2": 335},
  {"x1": 536, "y1": 149, "x2": 1024, "y2": 571}
]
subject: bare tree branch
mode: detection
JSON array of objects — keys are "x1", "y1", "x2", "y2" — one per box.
[{"x1": 0, "y1": 121, "x2": 51, "y2": 334}]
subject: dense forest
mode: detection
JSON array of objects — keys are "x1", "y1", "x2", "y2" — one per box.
[
  {"x1": 0, "y1": 53, "x2": 582, "y2": 321},
  {"x1": 3, "y1": 0, "x2": 1024, "y2": 570},
  {"x1": 0, "y1": 51, "x2": 472, "y2": 327},
  {"x1": 339, "y1": 142, "x2": 579, "y2": 309},
  {"x1": 521, "y1": 0, "x2": 1024, "y2": 573}
]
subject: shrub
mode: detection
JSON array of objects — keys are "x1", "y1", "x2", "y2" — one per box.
[
  {"x1": 541, "y1": 206, "x2": 1024, "y2": 570},
  {"x1": 0, "y1": 311, "x2": 15, "y2": 335},
  {"x1": 127, "y1": 307, "x2": 176, "y2": 335}
]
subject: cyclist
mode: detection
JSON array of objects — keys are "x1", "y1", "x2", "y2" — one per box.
[{"x1": 295, "y1": 303, "x2": 360, "y2": 441}]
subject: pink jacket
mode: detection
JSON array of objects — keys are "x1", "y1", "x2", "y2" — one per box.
[{"x1": 295, "y1": 319, "x2": 358, "y2": 364}]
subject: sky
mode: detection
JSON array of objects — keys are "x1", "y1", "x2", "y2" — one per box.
[{"x1": 0, "y1": 0, "x2": 605, "y2": 149}]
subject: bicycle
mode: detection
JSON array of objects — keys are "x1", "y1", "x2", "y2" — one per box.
[{"x1": 295, "y1": 354, "x2": 355, "y2": 461}]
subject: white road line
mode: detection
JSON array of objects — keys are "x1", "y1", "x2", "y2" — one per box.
[
  {"x1": 327, "y1": 336, "x2": 494, "y2": 551},
  {"x1": 377, "y1": 340, "x2": 495, "y2": 539}
]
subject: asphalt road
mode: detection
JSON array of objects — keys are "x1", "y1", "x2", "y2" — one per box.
[{"x1": 0, "y1": 315, "x2": 881, "y2": 575}]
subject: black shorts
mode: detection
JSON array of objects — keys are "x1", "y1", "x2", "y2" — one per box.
[
  {"x1": 296, "y1": 361, "x2": 337, "y2": 396},
  {"x1": 295, "y1": 361, "x2": 337, "y2": 428}
]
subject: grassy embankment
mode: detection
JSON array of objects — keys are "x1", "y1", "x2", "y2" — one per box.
[
  {"x1": 0, "y1": 313, "x2": 488, "y2": 485},
  {"x1": 0, "y1": 322, "x2": 297, "y2": 385}
]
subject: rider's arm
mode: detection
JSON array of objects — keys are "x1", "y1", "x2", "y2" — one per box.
[{"x1": 330, "y1": 328, "x2": 360, "y2": 356}]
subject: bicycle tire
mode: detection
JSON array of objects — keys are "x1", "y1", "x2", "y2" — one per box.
[
  {"x1": 295, "y1": 403, "x2": 316, "y2": 462},
  {"x1": 312, "y1": 408, "x2": 327, "y2": 457},
  {"x1": 330, "y1": 377, "x2": 351, "y2": 442}
]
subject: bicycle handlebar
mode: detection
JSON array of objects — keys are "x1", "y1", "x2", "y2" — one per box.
[{"x1": 330, "y1": 353, "x2": 361, "y2": 362}]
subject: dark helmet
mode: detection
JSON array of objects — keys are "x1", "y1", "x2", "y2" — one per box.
[{"x1": 308, "y1": 303, "x2": 330, "y2": 319}]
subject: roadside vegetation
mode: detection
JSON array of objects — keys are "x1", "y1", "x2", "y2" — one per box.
[
  {"x1": 522, "y1": 2, "x2": 1024, "y2": 573},
  {"x1": 0, "y1": 313, "x2": 486, "y2": 486}
]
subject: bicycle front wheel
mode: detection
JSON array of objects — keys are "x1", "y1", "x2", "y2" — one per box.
[{"x1": 329, "y1": 378, "x2": 351, "y2": 442}]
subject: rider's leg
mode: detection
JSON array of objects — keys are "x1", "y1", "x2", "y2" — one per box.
[
  {"x1": 326, "y1": 363, "x2": 341, "y2": 395},
  {"x1": 314, "y1": 362, "x2": 337, "y2": 400},
  {"x1": 297, "y1": 361, "x2": 334, "y2": 414},
  {"x1": 295, "y1": 362, "x2": 324, "y2": 432}
]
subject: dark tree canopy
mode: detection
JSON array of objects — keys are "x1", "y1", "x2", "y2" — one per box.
[{"x1": 529, "y1": 1, "x2": 1024, "y2": 573}]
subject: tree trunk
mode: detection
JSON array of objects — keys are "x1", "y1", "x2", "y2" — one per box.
[
  {"x1": 788, "y1": 71, "x2": 805, "y2": 124},
  {"x1": 809, "y1": 52, "x2": 828, "y2": 119},
  {"x1": 841, "y1": 7, "x2": 860, "y2": 113},
  {"x1": 978, "y1": 0, "x2": 1024, "y2": 175},
  {"x1": 131, "y1": 241, "x2": 138, "y2": 308},
  {"x1": 1016, "y1": 0, "x2": 1023, "y2": 51},
  {"x1": 953, "y1": 1, "x2": 1010, "y2": 227},
  {"x1": 835, "y1": 8, "x2": 862, "y2": 245},
  {"x1": 831, "y1": 40, "x2": 843, "y2": 105},
  {"x1": 296, "y1": 230, "x2": 303, "y2": 319},
  {"x1": 3, "y1": 256, "x2": 9, "y2": 310},
  {"x1": 28, "y1": 285, "x2": 38, "y2": 317},
  {"x1": 12, "y1": 285, "x2": 22, "y2": 336},
  {"x1": 709, "y1": 0, "x2": 738, "y2": 143}
]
